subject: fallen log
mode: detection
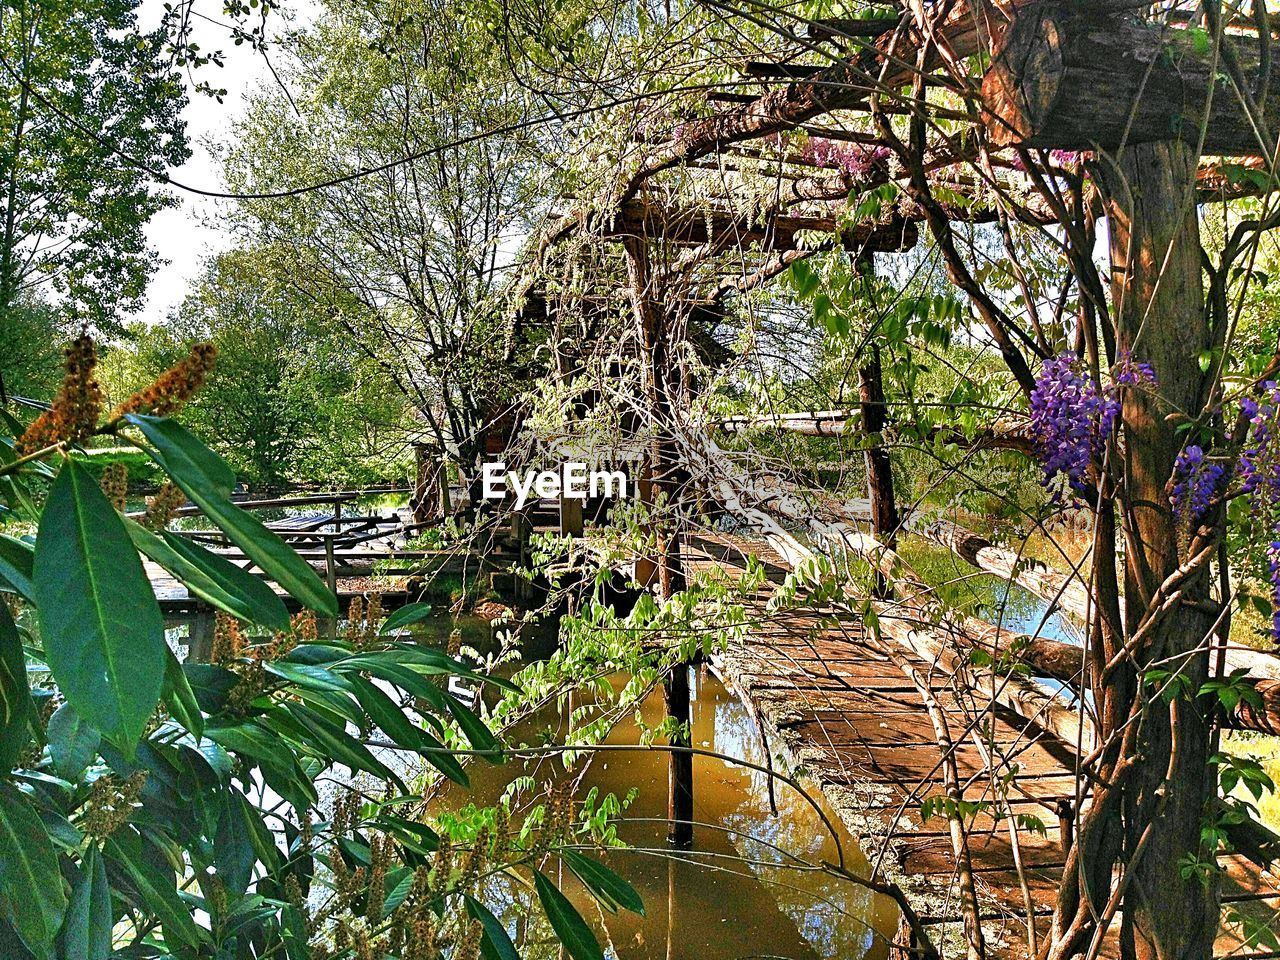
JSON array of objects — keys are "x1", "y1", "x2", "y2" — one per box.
[
  {"x1": 983, "y1": 4, "x2": 1280, "y2": 154},
  {"x1": 918, "y1": 518, "x2": 1280, "y2": 734}
]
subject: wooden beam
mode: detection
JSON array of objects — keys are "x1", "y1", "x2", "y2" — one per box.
[
  {"x1": 982, "y1": 5, "x2": 1280, "y2": 154},
  {"x1": 807, "y1": 17, "x2": 901, "y2": 41},
  {"x1": 609, "y1": 199, "x2": 918, "y2": 251},
  {"x1": 742, "y1": 61, "x2": 827, "y2": 81}
]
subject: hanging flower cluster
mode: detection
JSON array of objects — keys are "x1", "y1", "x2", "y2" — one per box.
[
  {"x1": 1239, "y1": 383, "x2": 1280, "y2": 501},
  {"x1": 1029, "y1": 352, "x2": 1157, "y2": 494},
  {"x1": 1237, "y1": 383, "x2": 1280, "y2": 641},
  {"x1": 1030, "y1": 355, "x2": 1107, "y2": 493},
  {"x1": 801, "y1": 137, "x2": 891, "y2": 177},
  {"x1": 1170, "y1": 444, "x2": 1224, "y2": 533}
]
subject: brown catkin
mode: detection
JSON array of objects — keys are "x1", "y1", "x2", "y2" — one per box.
[
  {"x1": 345, "y1": 596, "x2": 365, "y2": 642},
  {"x1": 210, "y1": 613, "x2": 246, "y2": 665},
  {"x1": 100, "y1": 463, "x2": 128, "y2": 511},
  {"x1": 142, "y1": 482, "x2": 186, "y2": 530},
  {"x1": 17, "y1": 335, "x2": 103, "y2": 454},
  {"x1": 113, "y1": 342, "x2": 217, "y2": 418}
]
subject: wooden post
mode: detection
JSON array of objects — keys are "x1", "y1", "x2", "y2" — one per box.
[
  {"x1": 1093, "y1": 138, "x2": 1219, "y2": 959},
  {"x1": 323, "y1": 536, "x2": 338, "y2": 639},
  {"x1": 188, "y1": 604, "x2": 215, "y2": 662},
  {"x1": 622, "y1": 234, "x2": 695, "y2": 848},
  {"x1": 559, "y1": 492, "x2": 584, "y2": 538},
  {"x1": 665, "y1": 664, "x2": 694, "y2": 848}
]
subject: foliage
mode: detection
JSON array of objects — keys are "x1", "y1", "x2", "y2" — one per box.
[
  {"x1": 224, "y1": 0, "x2": 549, "y2": 484},
  {"x1": 106, "y1": 250, "x2": 414, "y2": 489},
  {"x1": 0, "y1": 0, "x2": 189, "y2": 331},
  {"x1": 0, "y1": 340, "x2": 641, "y2": 960},
  {"x1": 0, "y1": 298, "x2": 73, "y2": 402}
]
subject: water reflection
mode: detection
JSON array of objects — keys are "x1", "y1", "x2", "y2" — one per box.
[{"x1": 434, "y1": 668, "x2": 898, "y2": 960}]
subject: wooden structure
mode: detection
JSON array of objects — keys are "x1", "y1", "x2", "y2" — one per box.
[
  {"x1": 504, "y1": 0, "x2": 1280, "y2": 955},
  {"x1": 683, "y1": 533, "x2": 1280, "y2": 960}
]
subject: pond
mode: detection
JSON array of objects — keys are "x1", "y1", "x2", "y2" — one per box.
[{"x1": 429, "y1": 662, "x2": 900, "y2": 960}]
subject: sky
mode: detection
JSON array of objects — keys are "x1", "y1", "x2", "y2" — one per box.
[{"x1": 133, "y1": 1, "x2": 298, "y2": 326}]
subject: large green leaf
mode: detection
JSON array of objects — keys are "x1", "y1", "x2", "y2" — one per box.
[
  {"x1": 124, "y1": 415, "x2": 235, "y2": 497},
  {"x1": 46, "y1": 703, "x2": 100, "y2": 781},
  {"x1": 203, "y1": 720, "x2": 317, "y2": 811},
  {"x1": 532, "y1": 870, "x2": 602, "y2": 960},
  {"x1": 465, "y1": 894, "x2": 519, "y2": 960},
  {"x1": 162, "y1": 649, "x2": 204, "y2": 740},
  {"x1": 277, "y1": 702, "x2": 405, "y2": 790},
  {"x1": 0, "y1": 602, "x2": 34, "y2": 771},
  {"x1": 34, "y1": 460, "x2": 165, "y2": 752},
  {"x1": 0, "y1": 782, "x2": 66, "y2": 960},
  {"x1": 59, "y1": 845, "x2": 111, "y2": 960},
  {"x1": 560, "y1": 849, "x2": 644, "y2": 915},
  {"x1": 105, "y1": 829, "x2": 204, "y2": 948},
  {"x1": 128, "y1": 522, "x2": 290, "y2": 632},
  {"x1": 0, "y1": 535, "x2": 35, "y2": 601},
  {"x1": 348, "y1": 675, "x2": 468, "y2": 785},
  {"x1": 127, "y1": 415, "x2": 336, "y2": 616},
  {"x1": 378, "y1": 602, "x2": 433, "y2": 634}
]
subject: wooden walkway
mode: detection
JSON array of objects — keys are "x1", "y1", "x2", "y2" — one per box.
[{"x1": 684, "y1": 533, "x2": 1280, "y2": 960}]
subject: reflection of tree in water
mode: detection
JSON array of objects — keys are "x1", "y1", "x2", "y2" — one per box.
[
  {"x1": 715, "y1": 697, "x2": 892, "y2": 960},
  {"x1": 433, "y1": 672, "x2": 895, "y2": 959}
]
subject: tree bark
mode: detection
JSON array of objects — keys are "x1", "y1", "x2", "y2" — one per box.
[
  {"x1": 1093, "y1": 138, "x2": 1218, "y2": 960},
  {"x1": 983, "y1": 4, "x2": 1279, "y2": 154}
]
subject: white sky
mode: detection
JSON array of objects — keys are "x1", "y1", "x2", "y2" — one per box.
[{"x1": 134, "y1": 1, "x2": 300, "y2": 326}]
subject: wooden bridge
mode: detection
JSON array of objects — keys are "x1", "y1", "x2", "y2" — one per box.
[{"x1": 682, "y1": 532, "x2": 1280, "y2": 960}]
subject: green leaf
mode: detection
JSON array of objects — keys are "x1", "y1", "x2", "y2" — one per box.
[
  {"x1": 105, "y1": 829, "x2": 204, "y2": 947},
  {"x1": 162, "y1": 649, "x2": 204, "y2": 740},
  {"x1": 128, "y1": 522, "x2": 290, "y2": 632},
  {"x1": 347, "y1": 675, "x2": 468, "y2": 785},
  {"x1": 560, "y1": 849, "x2": 644, "y2": 915},
  {"x1": 125, "y1": 414, "x2": 235, "y2": 497},
  {"x1": 34, "y1": 460, "x2": 166, "y2": 753},
  {"x1": 465, "y1": 893, "x2": 519, "y2": 960},
  {"x1": 379, "y1": 602, "x2": 434, "y2": 634},
  {"x1": 0, "y1": 781, "x2": 67, "y2": 960},
  {"x1": 203, "y1": 720, "x2": 317, "y2": 811},
  {"x1": 533, "y1": 869, "x2": 602, "y2": 960},
  {"x1": 412, "y1": 679, "x2": 500, "y2": 754},
  {"x1": 127, "y1": 415, "x2": 336, "y2": 617},
  {"x1": 46, "y1": 704, "x2": 100, "y2": 781},
  {"x1": 279, "y1": 702, "x2": 406, "y2": 790},
  {"x1": 264, "y1": 661, "x2": 353, "y2": 693},
  {"x1": 0, "y1": 602, "x2": 34, "y2": 771},
  {"x1": 0, "y1": 535, "x2": 35, "y2": 601},
  {"x1": 59, "y1": 845, "x2": 111, "y2": 960}
]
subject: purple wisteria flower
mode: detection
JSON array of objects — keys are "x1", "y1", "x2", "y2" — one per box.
[
  {"x1": 1238, "y1": 384, "x2": 1280, "y2": 642},
  {"x1": 1030, "y1": 355, "x2": 1106, "y2": 493},
  {"x1": 801, "y1": 138, "x2": 891, "y2": 178},
  {"x1": 1170, "y1": 445, "x2": 1223, "y2": 527},
  {"x1": 1029, "y1": 352, "x2": 1158, "y2": 495}
]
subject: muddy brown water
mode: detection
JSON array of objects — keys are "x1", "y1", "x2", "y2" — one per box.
[{"x1": 430, "y1": 663, "x2": 898, "y2": 960}]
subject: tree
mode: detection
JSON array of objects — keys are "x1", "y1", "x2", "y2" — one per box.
[
  {"x1": 0, "y1": 295, "x2": 69, "y2": 401},
  {"x1": 0, "y1": 0, "x2": 190, "y2": 332},
  {"x1": 111, "y1": 249, "x2": 414, "y2": 488},
  {"x1": 224, "y1": 0, "x2": 548, "y2": 499}
]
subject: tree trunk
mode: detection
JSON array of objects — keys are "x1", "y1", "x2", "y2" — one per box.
[
  {"x1": 859, "y1": 344, "x2": 901, "y2": 549},
  {"x1": 1092, "y1": 138, "x2": 1218, "y2": 960}
]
